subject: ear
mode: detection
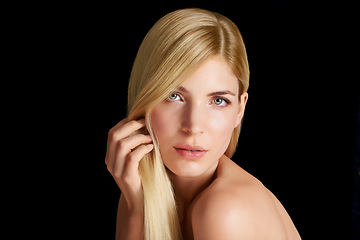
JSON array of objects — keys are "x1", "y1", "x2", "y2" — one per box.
[{"x1": 234, "y1": 92, "x2": 248, "y2": 128}]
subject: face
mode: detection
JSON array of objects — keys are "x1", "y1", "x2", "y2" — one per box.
[{"x1": 151, "y1": 56, "x2": 248, "y2": 178}]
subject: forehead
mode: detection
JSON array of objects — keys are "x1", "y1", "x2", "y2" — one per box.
[{"x1": 179, "y1": 56, "x2": 239, "y2": 95}]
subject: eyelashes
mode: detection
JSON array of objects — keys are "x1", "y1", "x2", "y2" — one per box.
[
  {"x1": 168, "y1": 92, "x2": 181, "y2": 101},
  {"x1": 166, "y1": 92, "x2": 232, "y2": 107},
  {"x1": 213, "y1": 97, "x2": 231, "y2": 107}
]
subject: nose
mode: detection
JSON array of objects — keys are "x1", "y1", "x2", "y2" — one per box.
[{"x1": 180, "y1": 101, "x2": 204, "y2": 135}]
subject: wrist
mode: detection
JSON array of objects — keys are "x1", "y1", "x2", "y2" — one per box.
[
  {"x1": 124, "y1": 196, "x2": 144, "y2": 216},
  {"x1": 128, "y1": 204, "x2": 144, "y2": 217}
]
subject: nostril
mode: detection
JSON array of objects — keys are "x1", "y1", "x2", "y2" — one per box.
[{"x1": 180, "y1": 103, "x2": 205, "y2": 135}]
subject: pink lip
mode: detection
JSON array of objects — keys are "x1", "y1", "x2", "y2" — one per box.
[{"x1": 174, "y1": 145, "x2": 208, "y2": 160}]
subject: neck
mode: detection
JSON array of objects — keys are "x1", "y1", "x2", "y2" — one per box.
[{"x1": 168, "y1": 163, "x2": 218, "y2": 208}]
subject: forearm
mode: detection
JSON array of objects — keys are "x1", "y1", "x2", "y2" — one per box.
[{"x1": 116, "y1": 194, "x2": 144, "y2": 240}]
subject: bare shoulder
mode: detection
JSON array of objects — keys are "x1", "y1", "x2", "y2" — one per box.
[{"x1": 191, "y1": 155, "x2": 301, "y2": 240}]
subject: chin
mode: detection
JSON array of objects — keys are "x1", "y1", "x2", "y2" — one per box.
[
  {"x1": 164, "y1": 156, "x2": 216, "y2": 178},
  {"x1": 167, "y1": 162, "x2": 201, "y2": 178}
]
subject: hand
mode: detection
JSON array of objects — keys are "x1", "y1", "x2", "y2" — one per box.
[{"x1": 105, "y1": 118, "x2": 153, "y2": 212}]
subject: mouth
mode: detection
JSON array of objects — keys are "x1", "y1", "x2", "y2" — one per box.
[{"x1": 174, "y1": 145, "x2": 208, "y2": 160}]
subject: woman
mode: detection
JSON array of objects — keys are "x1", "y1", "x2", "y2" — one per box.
[{"x1": 105, "y1": 8, "x2": 301, "y2": 240}]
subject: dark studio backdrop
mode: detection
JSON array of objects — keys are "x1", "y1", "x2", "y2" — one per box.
[
  {"x1": 3, "y1": 1, "x2": 358, "y2": 239},
  {"x1": 93, "y1": 4, "x2": 359, "y2": 239}
]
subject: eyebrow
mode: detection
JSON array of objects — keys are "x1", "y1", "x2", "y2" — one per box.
[{"x1": 177, "y1": 86, "x2": 236, "y2": 96}]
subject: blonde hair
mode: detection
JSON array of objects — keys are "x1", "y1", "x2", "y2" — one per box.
[{"x1": 126, "y1": 8, "x2": 249, "y2": 240}]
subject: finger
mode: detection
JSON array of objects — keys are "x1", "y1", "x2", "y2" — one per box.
[
  {"x1": 109, "y1": 119, "x2": 146, "y2": 142},
  {"x1": 108, "y1": 118, "x2": 128, "y2": 134},
  {"x1": 106, "y1": 118, "x2": 128, "y2": 165},
  {"x1": 123, "y1": 144, "x2": 154, "y2": 180},
  {"x1": 106, "y1": 118, "x2": 145, "y2": 165},
  {"x1": 108, "y1": 134, "x2": 152, "y2": 174},
  {"x1": 123, "y1": 134, "x2": 153, "y2": 152}
]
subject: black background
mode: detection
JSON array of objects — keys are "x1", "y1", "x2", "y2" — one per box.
[{"x1": 3, "y1": 1, "x2": 359, "y2": 239}]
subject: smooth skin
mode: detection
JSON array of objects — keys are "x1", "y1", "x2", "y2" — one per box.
[
  {"x1": 106, "y1": 56, "x2": 301, "y2": 239},
  {"x1": 105, "y1": 118, "x2": 153, "y2": 239}
]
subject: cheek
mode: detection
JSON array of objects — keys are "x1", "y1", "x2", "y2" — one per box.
[
  {"x1": 150, "y1": 105, "x2": 177, "y2": 142},
  {"x1": 208, "y1": 108, "x2": 238, "y2": 135},
  {"x1": 206, "y1": 108, "x2": 238, "y2": 154}
]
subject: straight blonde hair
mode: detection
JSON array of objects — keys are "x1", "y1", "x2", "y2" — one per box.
[{"x1": 126, "y1": 8, "x2": 249, "y2": 240}]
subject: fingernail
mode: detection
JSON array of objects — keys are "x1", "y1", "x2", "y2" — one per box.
[
  {"x1": 138, "y1": 118, "x2": 145, "y2": 124},
  {"x1": 147, "y1": 144, "x2": 154, "y2": 149}
]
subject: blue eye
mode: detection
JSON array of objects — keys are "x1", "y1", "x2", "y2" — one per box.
[
  {"x1": 168, "y1": 92, "x2": 180, "y2": 101},
  {"x1": 214, "y1": 98, "x2": 224, "y2": 105},
  {"x1": 212, "y1": 97, "x2": 231, "y2": 107}
]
